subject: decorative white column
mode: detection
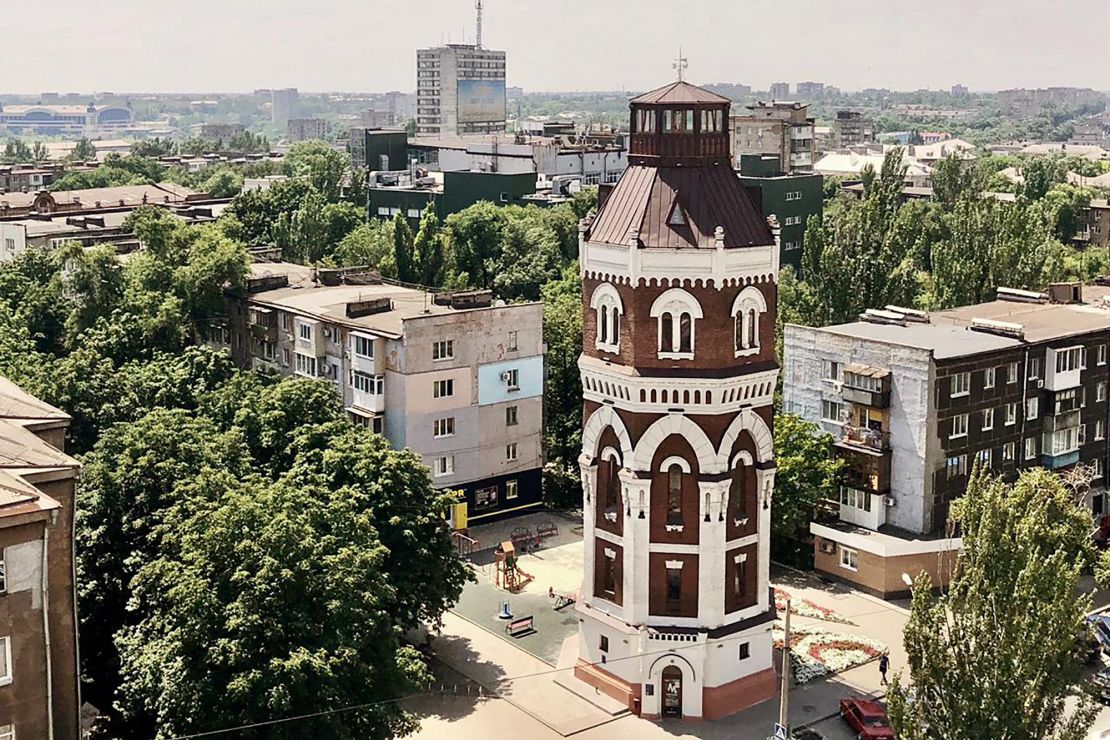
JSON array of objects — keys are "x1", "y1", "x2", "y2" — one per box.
[
  {"x1": 756, "y1": 468, "x2": 776, "y2": 611},
  {"x1": 622, "y1": 469, "x2": 651, "y2": 625},
  {"x1": 580, "y1": 454, "x2": 598, "y2": 600},
  {"x1": 697, "y1": 479, "x2": 730, "y2": 627}
]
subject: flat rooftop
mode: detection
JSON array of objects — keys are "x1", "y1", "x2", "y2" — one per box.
[
  {"x1": 247, "y1": 262, "x2": 531, "y2": 339},
  {"x1": 801, "y1": 285, "x2": 1110, "y2": 359}
]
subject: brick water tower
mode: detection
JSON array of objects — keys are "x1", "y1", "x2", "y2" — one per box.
[{"x1": 573, "y1": 78, "x2": 780, "y2": 721}]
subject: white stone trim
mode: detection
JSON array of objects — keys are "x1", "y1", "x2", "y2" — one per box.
[
  {"x1": 658, "y1": 456, "x2": 691, "y2": 473},
  {"x1": 581, "y1": 239, "x2": 778, "y2": 289},
  {"x1": 730, "y1": 450, "x2": 754, "y2": 468},
  {"x1": 730, "y1": 285, "x2": 767, "y2": 316},
  {"x1": 717, "y1": 408, "x2": 774, "y2": 467},
  {"x1": 603, "y1": 547, "x2": 616, "y2": 559},
  {"x1": 810, "y1": 522, "x2": 963, "y2": 557},
  {"x1": 632, "y1": 413, "x2": 719, "y2": 474},
  {"x1": 582, "y1": 405, "x2": 634, "y2": 462},
  {"x1": 733, "y1": 552, "x2": 748, "y2": 564},
  {"x1": 649, "y1": 288, "x2": 704, "y2": 320},
  {"x1": 600, "y1": 446, "x2": 622, "y2": 464},
  {"x1": 589, "y1": 282, "x2": 623, "y2": 311},
  {"x1": 665, "y1": 560, "x2": 684, "y2": 570}
]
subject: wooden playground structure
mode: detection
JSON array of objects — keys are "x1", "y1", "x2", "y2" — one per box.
[{"x1": 494, "y1": 540, "x2": 535, "y2": 593}]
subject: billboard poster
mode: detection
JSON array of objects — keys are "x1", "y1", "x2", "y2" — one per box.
[{"x1": 457, "y1": 79, "x2": 506, "y2": 123}]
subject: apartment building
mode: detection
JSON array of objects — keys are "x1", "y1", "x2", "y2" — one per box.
[
  {"x1": 737, "y1": 154, "x2": 823, "y2": 272},
  {"x1": 833, "y1": 110, "x2": 875, "y2": 148},
  {"x1": 731, "y1": 101, "x2": 815, "y2": 173},
  {"x1": 783, "y1": 282, "x2": 1110, "y2": 598},
  {"x1": 0, "y1": 377, "x2": 82, "y2": 739},
  {"x1": 286, "y1": 118, "x2": 329, "y2": 143},
  {"x1": 216, "y1": 262, "x2": 544, "y2": 526},
  {"x1": 416, "y1": 44, "x2": 507, "y2": 137}
]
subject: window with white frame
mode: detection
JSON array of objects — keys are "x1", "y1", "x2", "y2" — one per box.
[
  {"x1": 1026, "y1": 396, "x2": 1039, "y2": 420},
  {"x1": 0, "y1": 636, "x2": 9, "y2": 685},
  {"x1": 1055, "y1": 346, "x2": 1083, "y2": 373},
  {"x1": 823, "y1": 360, "x2": 842, "y2": 382},
  {"x1": 1002, "y1": 442, "x2": 1016, "y2": 462},
  {"x1": 731, "y1": 286, "x2": 766, "y2": 356},
  {"x1": 840, "y1": 486, "x2": 872, "y2": 512},
  {"x1": 839, "y1": 546, "x2": 858, "y2": 571},
  {"x1": 1099, "y1": 344, "x2": 1107, "y2": 366},
  {"x1": 976, "y1": 448, "x2": 992, "y2": 467},
  {"x1": 0, "y1": 558, "x2": 4, "y2": 594},
  {"x1": 650, "y1": 288, "x2": 702, "y2": 358},
  {"x1": 353, "y1": 335, "x2": 374, "y2": 358},
  {"x1": 1028, "y1": 358, "x2": 1041, "y2": 380},
  {"x1": 951, "y1": 413, "x2": 968, "y2": 439},
  {"x1": 1024, "y1": 437, "x2": 1037, "y2": 460},
  {"x1": 432, "y1": 339, "x2": 454, "y2": 361},
  {"x1": 821, "y1": 399, "x2": 845, "y2": 424},
  {"x1": 503, "y1": 368, "x2": 520, "y2": 390},
  {"x1": 433, "y1": 379, "x2": 454, "y2": 398},
  {"x1": 506, "y1": 479, "x2": 519, "y2": 499},
  {"x1": 982, "y1": 408, "x2": 994, "y2": 431},
  {"x1": 950, "y1": 372, "x2": 970, "y2": 397},
  {"x1": 351, "y1": 370, "x2": 382, "y2": 394},
  {"x1": 946, "y1": 454, "x2": 967, "y2": 479},
  {"x1": 505, "y1": 405, "x2": 518, "y2": 426},
  {"x1": 294, "y1": 352, "x2": 317, "y2": 377},
  {"x1": 984, "y1": 367, "x2": 996, "y2": 389},
  {"x1": 434, "y1": 456, "x2": 455, "y2": 477},
  {"x1": 1098, "y1": 420, "x2": 1106, "y2": 441},
  {"x1": 507, "y1": 331, "x2": 518, "y2": 351},
  {"x1": 1008, "y1": 361, "x2": 1019, "y2": 383},
  {"x1": 298, "y1": 322, "x2": 312, "y2": 341},
  {"x1": 1005, "y1": 402, "x2": 1017, "y2": 425},
  {"x1": 506, "y1": 443, "x2": 518, "y2": 461},
  {"x1": 0, "y1": 723, "x2": 12, "y2": 740},
  {"x1": 1096, "y1": 458, "x2": 1105, "y2": 479},
  {"x1": 1044, "y1": 427, "x2": 1081, "y2": 456},
  {"x1": 433, "y1": 417, "x2": 455, "y2": 438},
  {"x1": 1099, "y1": 381, "x2": 1107, "y2": 402},
  {"x1": 590, "y1": 283, "x2": 623, "y2": 352}
]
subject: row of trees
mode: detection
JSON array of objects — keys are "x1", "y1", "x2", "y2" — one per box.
[{"x1": 0, "y1": 208, "x2": 469, "y2": 738}]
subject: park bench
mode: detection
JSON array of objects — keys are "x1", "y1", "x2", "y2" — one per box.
[
  {"x1": 505, "y1": 615, "x2": 535, "y2": 637},
  {"x1": 536, "y1": 521, "x2": 559, "y2": 538}
]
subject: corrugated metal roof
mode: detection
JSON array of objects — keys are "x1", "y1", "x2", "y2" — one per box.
[
  {"x1": 630, "y1": 81, "x2": 731, "y2": 105},
  {"x1": 589, "y1": 164, "x2": 773, "y2": 249},
  {"x1": 0, "y1": 419, "x2": 76, "y2": 470},
  {"x1": 0, "y1": 377, "x2": 70, "y2": 422}
]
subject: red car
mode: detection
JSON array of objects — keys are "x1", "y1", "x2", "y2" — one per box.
[{"x1": 839, "y1": 697, "x2": 894, "y2": 739}]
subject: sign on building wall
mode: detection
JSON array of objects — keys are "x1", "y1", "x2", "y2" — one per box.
[{"x1": 457, "y1": 79, "x2": 506, "y2": 123}]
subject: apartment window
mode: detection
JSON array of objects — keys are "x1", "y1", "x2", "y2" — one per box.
[
  {"x1": 433, "y1": 417, "x2": 455, "y2": 438},
  {"x1": 821, "y1": 399, "x2": 845, "y2": 424},
  {"x1": 298, "y1": 323, "x2": 312, "y2": 341},
  {"x1": 506, "y1": 443, "x2": 518, "y2": 461},
  {"x1": 950, "y1": 372, "x2": 970, "y2": 397},
  {"x1": 1099, "y1": 344, "x2": 1107, "y2": 366},
  {"x1": 983, "y1": 367, "x2": 996, "y2": 389},
  {"x1": 503, "y1": 368, "x2": 520, "y2": 390},
  {"x1": 0, "y1": 559, "x2": 4, "y2": 593},
  {"x1": 432, "y1": 340, "x2": 454, "y2": 361},
  {"x1": 475, "y1": 486, "x2": 498, "y2": 509},
  {"x1": 433, "y1": 379, "x2": 454, "y2": 398},
  {"x1": 599, "y1": 635, "x2": 610, "y2": 653},
  {"x1": 294, "y1": 353, "x2": 317, "y2": 377},
  {"x1": 1055, "y1": 346, "x2": 1083, "y2": 373},
  {"x1": 667, "y1": 464, "x2": 684, "y2": 524},
  {"x1": 839, "y1": 546, "x2": 859, "y2": 571},
  {"x1": 1080, "y1": 424, "x2": 1088, "y2": 446},
  {"x1": 1026, "y1": 396, "x2": 1039, "y2": 420},
  {"x1": 603, "y1": 552, "x2": 618, "y2": 595},
  {"x1": 823, "y1": 360, "x2": 842, "y2": 382},
  {"x1": 951, "y1": 413, "x2": 969, "y2": 439},
  {"x1": 0, "y1": 636, "x2": 9, "y2": 685},
  {"x1": 946, "y1": 454, "x2": 968, "y2": 479},
  {"x1": 0, "y1": 724, "x2": 11, "y2": 740},
  {"x1": 739, "y1": 642, "x2": 751, "y2": 660},
  {"x1": 1097, "y1": 420, "x2": 1106, "y2": 441},
  {"x1": 982, "y1": 408, "x2": 995, "y2": 431},
  {"x1": 434, "y1": 456, "x2": 455, "y2": 477},
  {"x1": 976, "y1": 448, "x2": 993, "y2": 467},
  {"x1": 282, "y1": 348, "x2": 291, "y2": 366},
  {"x1": 508, "y1": 331, "x2": 519, "y2": 351},
  {"x1": 262, "y1": 341, "x2": 276, "y2": 360},
  {"x1": 1003, "y1": 442, "x2": 1016, "y2": 462},
  {"x1": 665, "y1": 567, "x2": 682, "y2": 605},
  {"x1": 1028, "y1": 357, "x2": 1041, "y2": 380},
  {"x1": 840, "y1": 486, "x2": 872, "y2": 512},
  {"x1": 506, "y1": 479, "x2": 518, "y2": 500},
  {"x1": 354, "y1": 335, "x2": 374, "y2": 358},
  {"x1": 505, "y1": 405, "x2": 518, "y2": 426},
  {"x1": 1008, "y1": 362, "x2": 1019, "y2": 383},
  {"x1": 1099, "y1": 381, "x2": 1107, "y2": 402},
  {"x1": 351, "y1": 370, "x2": 381, "y2": 394},
  {"x1": 1024, "y1": 437, "x2": 1037, "y2": 460},
  {"x1": 1096, "y1": 458, "x2": 1105, "y2": 479},
  {"x1": 1005, "y1": 402, "x2": 1017, "y2": 426}
]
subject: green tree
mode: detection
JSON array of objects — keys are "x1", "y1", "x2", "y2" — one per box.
[
  {"x1": 391, "y1": 212, "x2": 416, "y2": 283},
  {"x1": 199, "y1": 166, "x2": 244, "y2": 198},
  {"x1": 284, "y1": 140, "x2": 347, "y2": 202},
  {"x1": 541, "y1": 264, "x2": 583, "y2": 464},
  {"x1": 888, "y1": 468, "x2": 1105, "y2": 740},
  {"x1": 412, "y1": 203, "x2": 447, "y2": 286},
  {"x1": 444, "y1": 201, "x2": 507, "y2": 288},
  {"x1": 131, "y1": 138, "x2": 177, "y2": 158},
  {"x1": 1, "y1": 138, "x2": 34, "y2": 163},
  {"x1": 31, "y1": 141, "x2": 49, "y2": 163},
  {"x1": 492, "y1": 216, "x2": 562, "y2": 300},
  {"x1": 334, "y1": 221, "x2": 395, "y2": 271},
  {"x1": 73, "y1": 137, "x2": 98, "y2": 162},
  {"x1": 771, "y1": 414, "x2": 843, "y2": 538}
]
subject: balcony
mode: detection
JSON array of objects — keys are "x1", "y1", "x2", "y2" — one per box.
[
  {"x1": 1042, "y1": 449, "x2": 1080, "y2": 470},
  {"x1": 838, "y1": 424, "x2": 890, "y2": 452},
  {"x1": 351, "y1": 387, "x2": 385, "y2": 414}
]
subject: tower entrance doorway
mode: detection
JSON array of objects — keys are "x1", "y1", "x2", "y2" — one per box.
[{"x1": 661, "y1": 666, "x2": 683, "y2": 718}]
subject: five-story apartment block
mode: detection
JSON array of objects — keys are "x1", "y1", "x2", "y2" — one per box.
[
  {"x1": 217, "y1": 262, "x2": 544, "y2": 526},
  {"x1": 784, "y1": 282, "x2": 1110, "y2": 598}
]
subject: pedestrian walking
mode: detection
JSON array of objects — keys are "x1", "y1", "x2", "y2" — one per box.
[{"x1": 879, "y1": 652, "x2": 890, "y2": 686}]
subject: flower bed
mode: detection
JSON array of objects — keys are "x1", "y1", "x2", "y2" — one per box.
[
  {"x1": 772, "y1": 624, "x2": 886, "y2": 684},
  {"x1": 774, "y1": 588, "x2": 855, "y2": 625}
]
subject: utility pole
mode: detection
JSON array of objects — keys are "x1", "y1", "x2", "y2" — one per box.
[
  {"x1": 778, "y1": 597, "x2": 792, "y2": 731},
  {"x1": 475, "y1": 0, "x2": 483, "y2": 49}
]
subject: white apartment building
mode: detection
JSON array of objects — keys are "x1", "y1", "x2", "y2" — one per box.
[{"x1": 416, "y1": 44, "x2": 507, "y2": 137}]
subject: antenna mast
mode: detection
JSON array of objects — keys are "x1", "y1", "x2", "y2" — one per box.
[{"x1": 475, "y1": 0, "x2": 483, "y2": 48}]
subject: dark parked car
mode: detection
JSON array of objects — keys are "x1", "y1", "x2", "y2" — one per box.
[
  {"x1": 839, "y1": 697, "x2": 895, "y2": 740},
  {"x1": 1091, "y1": 666, "x2": 1110, "y2": 704}
]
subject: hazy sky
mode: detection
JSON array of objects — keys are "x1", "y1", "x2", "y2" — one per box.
[{"x1": 6, "y1": 0, "x2": 1109, "y2": 94}]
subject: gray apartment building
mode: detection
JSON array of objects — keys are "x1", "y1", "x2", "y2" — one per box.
[
  {"x1": 731, "y1": 101, "x2": 816, "y2": 173},
  {"x1": 416, "y1": 44, "x2": 507, "y2": 137},
  {"x1": 833, "y1": 110, "x2": 875, "y2": 148},
  {"x1": 783, "y1": 282, "x2": 1110, "y2": 598},
  {"x1": 215, "y1": 262, "x2": 544, "y2": 527}
]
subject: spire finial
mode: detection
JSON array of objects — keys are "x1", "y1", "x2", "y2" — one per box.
[{"x1": 673, "y1": 48, "x2": 688, "y2": 81}]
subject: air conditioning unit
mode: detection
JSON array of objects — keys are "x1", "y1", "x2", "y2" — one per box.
[
  {"x1": 820, "y1": 541, "x2": 836, "y2": 554},
  {"x1": 500, "y1": 371, "x2": 513, "y2": 383},
  {"x1": 883, "y1": 495, "x2": 896, "y2": 507},
  {"x1": 1037, "y1": 380, "x2": 1045, "y2": 389},
  {"x1": 323, "y1": 327, "x2": 333, "y2": 339}
]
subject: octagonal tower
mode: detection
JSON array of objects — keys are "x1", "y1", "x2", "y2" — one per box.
[{"x1": 573, "y1": 79, "x2": 780, "y2": 721}]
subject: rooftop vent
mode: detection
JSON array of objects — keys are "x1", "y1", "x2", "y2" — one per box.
[
  {"x1": 245, "y1": 274, "x2": 289, "y2": 294},
  {"x1": 996, "y1": 286, "x2": 1047, "y2": 304},
  {"x1": 884, "y1": 305, "x2": 930, "y2": 323},
  {"x1": 433, "y1": 290, "x2": 494, "y2": 310},
  {"x1": 346, "y1": 297, "x2": 393, "y2": 318},
  {"x1": 1046, "y1": 281, "x2": 1082, "y2": 304},
  {"x1": 860, "y1": 308, "x2": 906, "y2": 326},
  {"x1": 970, "y1": 318, "x2": 1025, "y2": 340}
]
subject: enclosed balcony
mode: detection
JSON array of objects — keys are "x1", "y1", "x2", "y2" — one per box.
[
  {"x1": 840, "y1": 364, "x2": 891, "y2": 408},
  {"x1": 838, "y1": 424, "x2": 890, "y2": 452},
  {"x1": 248, "y1": 306, "x2": 278, "y2": 343}
]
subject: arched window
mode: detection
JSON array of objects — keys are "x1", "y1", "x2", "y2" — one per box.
[
  {"x1": 590, "y1": 283, "x2": 623, "y2": 353},
  {"x1": 660, "y1": 313, "x2": 674, "y2": 352},
  {"x1": 598, "y1": 453, "x2": 622, "y2": 512},
  {"x1": 731, "y1": 286, "x2": 767, "y2": 357},
  {"x1": 729, "y1": 464, "x2": 748, "y2": 522},
  {"x1": 650, "y1": 288, "x2": 703, "y2": 359},
  {"x1": 667, "y1": 464, "x2": 683, "y2": 524}
]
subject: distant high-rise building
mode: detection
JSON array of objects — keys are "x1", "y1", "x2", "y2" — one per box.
[
  {"x1": 833, "y1": 110, "x2": 874, "y2": 148},
  {"x1": 286, "y1": 118, "x2": 328, "y2": 142},
  {"x1": 796, "y1": 81, "x2": 825, "y2": 98},
  {"x1": 951, "y1": 83, "x2": 969, "y2": 96},
  {"x1": 416, "y1": 44, "x2": 507, "y2": 137},
  {"x1": 271, "y1": 88, "x2": 298, "y2": 126},
  {"x1": 769, "y1": 82, "x2": 790, "y2": 100},
  {"x1": 731, "y1": 101, "x2": 816, "y2": 172}
]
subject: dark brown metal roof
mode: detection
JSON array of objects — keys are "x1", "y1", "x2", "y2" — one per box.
[
  {"x1": 588, "y1": 164, "x2": 773, "y2": 249},
  {"x1": 630, "y1": 81, "x2": 731, "y2": 105}
]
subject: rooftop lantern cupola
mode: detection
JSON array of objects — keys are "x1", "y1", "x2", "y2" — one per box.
[{"x1": 628, "y1": 81, "x2": 731, "y2": 167}]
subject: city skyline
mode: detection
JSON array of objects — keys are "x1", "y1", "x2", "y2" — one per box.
[{"x1": 2, "y1": 0, "x2": 1107, "y2": 95}]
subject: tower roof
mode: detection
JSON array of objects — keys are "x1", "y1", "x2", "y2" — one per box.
[
  {"x1": 588, "y1": 165, "x2": 773, "y2": 249},
  {"x1": 630, "y1": 81, "x2": 730, "y2": 106}
]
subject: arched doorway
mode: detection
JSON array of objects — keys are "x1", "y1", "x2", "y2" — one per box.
[{"x1": 661, "y1": 666, "x2": 683, "y2": 718}]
